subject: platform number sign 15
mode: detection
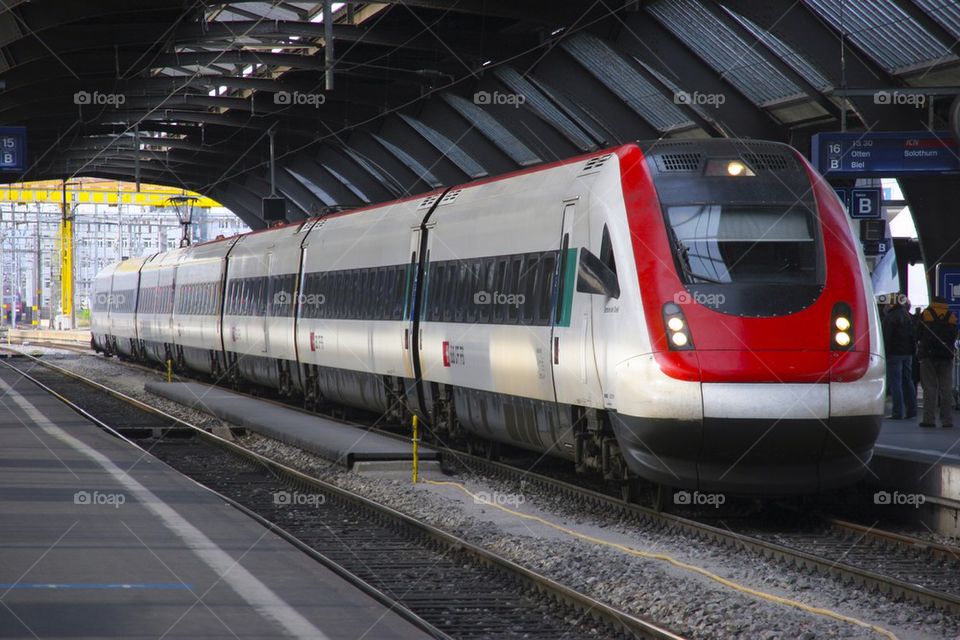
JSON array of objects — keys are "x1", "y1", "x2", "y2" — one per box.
[{"x1": 0, "y1": 127, "x2": 26, "y2": 171}]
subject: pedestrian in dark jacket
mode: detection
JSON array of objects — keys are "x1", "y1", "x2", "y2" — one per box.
[
  {"x1": 917, "y1": 296, "x2": 958, "y2": 427},
  {"x1": 882, "y1": 295, "x2": 917, "y2": 419}
]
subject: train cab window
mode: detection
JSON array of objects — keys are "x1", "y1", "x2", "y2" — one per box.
[
  {"x1": 538, "y1": 253, "x2": 557, "y2": 324},
  {"x1": 600, "y1": 225, "x2": 617, "y2": 277},
  {"x1": 667, "y1": 205, "x2": 820, "y2": 285}
]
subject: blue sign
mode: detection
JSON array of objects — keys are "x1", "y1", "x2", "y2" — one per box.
[
  {"x1": 0, "y1": 127, "x2": 26, "y2": 172},
  {"x1": 833, "y1": 187, "x2": 848, "y2": 210},
  {"x1": 850, "y1": 187, "x2": 882, "y2": 219},
  {"x1": 937, "y1": 264, "x2": 960, "y2": 316},
  {"x1": 811, "y1": 131, "x2": 960, "y2": 177},
  {"x1": 832, "y1": 186, "x2": 882, "y2": 219}
]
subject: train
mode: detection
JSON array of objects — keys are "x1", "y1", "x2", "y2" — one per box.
[{"x1": 91, "y1": 139, "x2": 885, "y2": 494}]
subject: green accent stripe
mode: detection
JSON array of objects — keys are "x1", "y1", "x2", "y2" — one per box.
[{"x1": 557, "y1": 247, "x2": 577, "y2": 328}]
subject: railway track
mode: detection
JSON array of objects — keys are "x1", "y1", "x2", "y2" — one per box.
[
  {"x1": 11, "y1": 346, "x2": 960, "y2": 618},
  {"x1": 0, "y1": 350, "x2": 682, "y2": 640}
]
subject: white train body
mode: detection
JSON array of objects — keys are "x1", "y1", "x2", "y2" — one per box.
[{"x1": 91, "y1": 141, "x2": 884, "y2": 493}]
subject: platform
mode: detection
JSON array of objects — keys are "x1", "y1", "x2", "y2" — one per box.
[
  {"x1": 144, "y1": 381, "x2": 437, "y2": 468},
  {"x1": 0, "y1": 366, "x2": 432, "y2": 639},
  {"x1": 866, "y1": 408, "x2": 960, "y2": 536}
]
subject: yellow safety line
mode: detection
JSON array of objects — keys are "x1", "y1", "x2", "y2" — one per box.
[{"x1": 426, "y1": 479, "x2": 898, "y2": 640}]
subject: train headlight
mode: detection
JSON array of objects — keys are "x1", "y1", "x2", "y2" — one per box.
[
  {"x1": 705, "y1": 158, "x2": 756, "y2": 177},
  {"x1": 831, "y1": 303, "x2": 854, "y2": 351},
  {"x1": 663, "y1": 302, "x2": 694, "y2": 351}
]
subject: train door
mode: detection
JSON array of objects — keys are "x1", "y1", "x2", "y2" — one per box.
[
  {"x1": 550, "y1": 200, "x2": 604, "y2": 413},
  {"x1": 404, "y1": 222, "x2": 434, "y2": 420}
]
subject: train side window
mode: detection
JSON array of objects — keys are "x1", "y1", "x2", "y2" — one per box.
[
  {"x1": 332, "y1": 272, "x2": 343, "y2": 318},
  {"x1": 259, "y1": 276, "x2": 269, "y2": 315},
  {"x1": 380, "y1": 269, "x2": 388, "y2": 321},
  {"x1": 477, "y1": 258, "x2": 497, "y2": 323},
  {"x1": 440, "y1": 260, "x2": 458, "y2": 322},
  {"x1": 354, "y1": 269, "x2": 373, "y2": 320},
  {"x1": 507, "y1": 256, "x2": 524, "y2": 324},
  {"x1": 452, "y1": 263, "x2": 465, "y2": 323},
  {"x1": 357, "y1": 270, "x2": 367, "y2": 319},
  {"x1": 268, "y1": 275, "x2": 279, "y2": 316},
  {"x1": 315, "y1": 272, "x2": 324, "y2": 319},
  {"x1": 226, "y1": 281, "x2": 235, "y2": 315},
  {"x1": 347, "y1": 270, "x2": 356, "y2": 319},
  {"x1": 331, "y1": 271, "x2": 343, "y2": 319},
  {"x1": 321, "y1": 272, "x2": 332, "y2": 319},
  {"x1": 521, "y1": 254, "x2": 538, "y2": 325},
  {"x1": 301, "y1": 273, "x2": 313, "y2": 319},
  {"x1": 467, "y1": 262, "x2": 478, "y2": 321},
  {"x1": 344, "y1": 270, "x2": 354, "y2": 319},
  {"x1": 239, "y1": 278, "x2": 249, "y2": 316},
  {"x1": 285, "y1": 274, "x2": 296, "y2": 317},
  {"x1": 491, "y1": 259, "x2": 507, "y2": 324},
  {"x1": 391, "y1": 267, "x2": 403, "y2": 321},
  {"x1": 367, "y1": 269, "x2": 378, "y2": 319},
  {"x1": 378, "y1": 267, "x2": 387, "y2": 320},
  {"x1": 428, "y1": 264, "x2": 442, "y2": 322},
  {"x1": 322, "y1": 272, "x2": 332, "y2": 319},
  {"x1": 337, "y1": 269, "x2": 353, "y2": 319},
  {"x1": 356, "y1": 270, "x2": 367, "y2": 319},
  {"x1": 301, "y1": 273, "x2": 312, "y2": 319}
]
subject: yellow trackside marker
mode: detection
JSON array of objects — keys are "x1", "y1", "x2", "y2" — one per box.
[
  {"x1": 412, "y1": 415, "x2": 419, "y2": 484},
  {"x1": 167, "y1": 359, "x2": 172, "y2": 383}
]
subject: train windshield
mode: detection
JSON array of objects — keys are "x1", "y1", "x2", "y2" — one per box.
[{"x1": 667, "y1": 205, "x2": 820, "y2": 285}]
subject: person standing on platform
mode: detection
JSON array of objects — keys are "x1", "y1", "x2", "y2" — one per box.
[
  {"x1": 917, "y1": 295, "x2": 958, "y2": 428},
  {"x1": 882, "y1": 295, "x2": 917, "y2": 420}
]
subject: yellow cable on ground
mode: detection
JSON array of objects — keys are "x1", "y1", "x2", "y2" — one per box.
[{"x1": 426, "y1": 479, "x2": 898, "y2": 640}]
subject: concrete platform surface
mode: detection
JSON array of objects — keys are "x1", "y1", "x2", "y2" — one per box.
[
  {"x1": 145, "y1": 381, "x2": 436, "y2": 467},
  {"x1": 0, "y1": 367, "x2": 432, "y2": 640},
  {"x1": 876, "y1": 412, "x2": 960, "y2": 465}
]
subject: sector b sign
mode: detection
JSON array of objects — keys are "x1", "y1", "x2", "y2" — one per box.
[{"x1": 834, "y1": 187, "x2": 882, "y2": 219}]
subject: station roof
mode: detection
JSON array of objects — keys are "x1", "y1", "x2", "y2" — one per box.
[{"x1": 1, "y1": 1, "x2": 958, "y2": 228}]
